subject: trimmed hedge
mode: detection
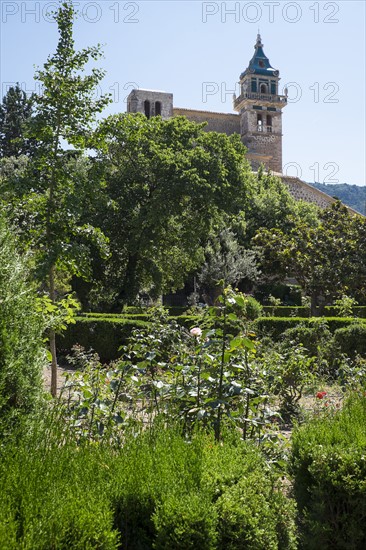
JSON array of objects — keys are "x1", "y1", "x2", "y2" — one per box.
[
  {"x1": 325, "y1": 306, "x2": 366, "y2": 318},
  {"x1": 253, "y1": 317, "x2": 366, "y2": 340},
  {"x1": 262, "y1": 306, "x2": 311, "y2": 318},
  {"x1": 58, "y1": 318, "x2": 150, "y2": 362},
  {"x1": 333, "y1": 323, "x2": 366, "y2": 358},
  {"x1": 290, "y1": 395, "x2": 366, "y2": 548},
  {"x1": 58, "y1": 316, "x2": 201, "y2": 362},
  {"x1": 110, "y1": 429, "x2": 298, "y2": 550},
  {"x1": 60, "y1": 314, "x2": 366, "y2": 363},
  {"x1": 262, "y1": 306, "x2": 366, "y2": 318}
]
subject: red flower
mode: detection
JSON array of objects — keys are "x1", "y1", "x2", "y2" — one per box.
[{"x1": 316, "y1": 391, "x2": 327, "y2": 399}]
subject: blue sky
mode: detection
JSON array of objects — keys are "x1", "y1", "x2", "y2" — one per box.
[{"x1": 1, "y1": 0, "x2": 365, "y2": 185}]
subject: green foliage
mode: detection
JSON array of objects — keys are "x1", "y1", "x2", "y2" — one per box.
[
  {"x1": 0, "y1": 419, "x2": 298, "y2": 549},
  {"x1": 0, "y1": 2, "x2": 111, "y2": 396},
  {"x1": 153, "y1": 493, "x2": 218, "y2": 549},
  {"x1": 59, "y1": 317, "x2": 150, "y2": 362},
  {"x1": 0, "y1": 84, "x2": 35, "y2": 157},
  {"x1": 197, "y1": 228, "x2": 260, "y2": 305},
  {"x1": 332, "y1": 323, "x2": 366, "y2": 359},
  {"x1": 0, "y1": 213, "x2": 46, "y2": 428},
  {"x1": 246, "y1": 170, "x2": 318, "y2": 242},
  {"x1": 280, "y1": 321, "x2": 332, "y2": 358},
  {"x1": 6, "y1": 2, "x2": 111, "y2": 281},
  {"x1": 58, "y1": 290, "x2": 297, "y2": 448},
  {"x1": 255, "y1": 284, "x2": 303, "y2": 307},
  {"x1": 243, "y1": 295, "x2": 263, "y2": 320},
  {"x1": 262, "y1": 306, "x2": 310, "y2": 317},
  {"x1": 333, "y1": 294, "x2": 358, "y2": 316},
  {"x1": 0, "y1": 425, "x2": 119, "y2": 549},
  {"x1": 91, "y1": 113, "x2": 254, "y2": 306},
  {"x1": 255, "y1": 345, "x2": 317, "y2": 421},
  {"x1": 290, "y1": 395, "x2": 366, "y2": 549},
  {"x1": 261, "y1": 305, "x2": 366, "y2": 318},
  {"x1": 254, "y1": 316, "x2": 366, "y2": 340},
  {"x1": 254, "y1": 202, "x2": 366, "y2": 314},
  {"x1": 60, "y1": 300, "x2": 260, "y2": 363},
  {"x1": 215, "y1": 474, "x2": 297, "y2": 549},
  {"x1": 38, "y1": 293, "x2": 80, "y2": 333}
]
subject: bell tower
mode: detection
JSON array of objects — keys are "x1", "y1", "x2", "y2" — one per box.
[{"x1": 233, "y1": 34, "x2": 287, "y2": 173}]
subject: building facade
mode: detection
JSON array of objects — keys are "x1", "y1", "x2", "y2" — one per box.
[{"x1": 126, "y1": 35, "x2": 349, "y2": 211}]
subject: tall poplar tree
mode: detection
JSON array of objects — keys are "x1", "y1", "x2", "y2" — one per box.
[{"x1": 28, "y1": 2, "x2": 110, "y2": 395}]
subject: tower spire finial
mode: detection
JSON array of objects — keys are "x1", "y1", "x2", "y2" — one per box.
[{"x1": 255, "y1": 32, "x2": 263, "y2": 48}]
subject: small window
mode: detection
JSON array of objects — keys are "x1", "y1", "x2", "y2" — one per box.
[
  {"x1": 257, "y1": 114, "x2": 263, "y2": 131},
  {"x1": 260, "y1": 83, "x2": 267, "y2": 94},
  {"x1": 266, "y1": 114, "x2": 272, "y2": 133},
  {"x1": 155, "y1": 101, "x2": 162, "y2": 116},
  {"x1": 144, "y1": 100, "x2": 150, "y2": 119},
  {"x1": 259, "y1": 60, "x2": 265, "y2": 68}
]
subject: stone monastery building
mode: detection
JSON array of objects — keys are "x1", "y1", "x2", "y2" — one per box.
[{"x1": 126, "y1": 35, "x2": 343, "y2": 210}]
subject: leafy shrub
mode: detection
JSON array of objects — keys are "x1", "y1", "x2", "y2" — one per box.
[
  {"x1": 153, "y1": 493, "x2": 218, "y2": 549},
  {"x1": 243, "y1": 295, "x2": 263, "y2": 320},
  {"x1": 255, "y1": 283, "x2": 302, "y2": 306},
  {"x1": 216, "y1": 474, "x2": 297, "y2": 549},
  {"x1": 58, "y1": 317, "x2": 150, "y2": 361},
  {"x1": 280, "y1": 321, "x2": 332, "y2": 358},
  {"x1": 262, "y1": 306, "x2": 311, "y2": 318},
  {"x1": 0, "y1": 417, "x2": 298, "y2": 549},
  {"x1": 255, "y1": 345, "x2": 317, "y2": 421},
  {"x1": 333, "y1": 294, "x2": 358, "y2": 316},
  {"x1": 332, "y1": 323, "x2": 366, "y2": 359},
  {"x1": 254, "y1": 317, "x2": 366, "y2": 341},
  {"x1": 0, "y1": 423, "x2": 119, "y2": 549},
  {"x1": 0, "y1": 213, "x2": 46, "y2": 429},
  {"x1": 290, "y1": 395, "x2": 366, "y2": 549}
]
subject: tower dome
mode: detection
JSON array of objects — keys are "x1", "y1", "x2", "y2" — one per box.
[{"x1": 240, "y1": 33, "x2": 279, "y2": 79}]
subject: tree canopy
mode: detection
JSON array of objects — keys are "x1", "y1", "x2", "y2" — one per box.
[
  {"x1": 254, "y1": 201, "x2": 366, "y2": 313},
  {"x1": 90, "y1": 113, "x2": 255, "y2": 306}
]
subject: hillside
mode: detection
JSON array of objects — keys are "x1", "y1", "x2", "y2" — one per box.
[{"x1": 310, "y1": 182, "x2": 366, "y2": 214}]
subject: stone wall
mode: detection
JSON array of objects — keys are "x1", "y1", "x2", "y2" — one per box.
[
  {"x1": 244, "y1": 133, "x2": 282, "y2": 173},
  {"x1": 127, "y1": 89, "x2": 173, "y2": 120},
  {"x1": 280, "y1": 175, "x2": 337, "y2": 208},
  {"x1": 173, "y1": 108, "x2": 240, "y2": 135}
]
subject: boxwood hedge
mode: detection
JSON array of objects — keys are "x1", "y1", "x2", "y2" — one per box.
[{"x1": 290, "y1": 395, "x2": 366, "y2": 549}]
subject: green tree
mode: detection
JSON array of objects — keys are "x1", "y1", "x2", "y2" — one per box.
[
  {"x1": 4, "y1": 2, "x2": 110, "y2": 395},
  {"x1": 0, "y1": 211, "x2": 46, "y2": 430},
  {"x1": 197, "y1": 228, "x2": 259, "y2": 305},
  {"x1": 0, "y1": 84, "x2": 35, "y2": 158},
  {"x1": 254, "y1": 201, "x2": 366, "y2": 315},
  {"x1": 245, "y1": 167, "x2": 319, "y2": 242},
  {"x1": 92, "y1": 114, "x2": 254, "y2": 307}
]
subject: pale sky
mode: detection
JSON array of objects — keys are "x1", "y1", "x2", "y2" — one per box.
[{"x1": 1, "y1": 0, "x2": 365, "y2": 185}]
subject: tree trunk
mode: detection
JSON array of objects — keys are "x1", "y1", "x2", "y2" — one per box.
[
  {"x1": 49, "y1": 265, "x2": 58, "y2": 397},
  {"x1": 113, "y1": 252, "x2": 139, "y2": 309},
  {"x1": 310, "y1": 293, "x2": 318, "y2": 317}
]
